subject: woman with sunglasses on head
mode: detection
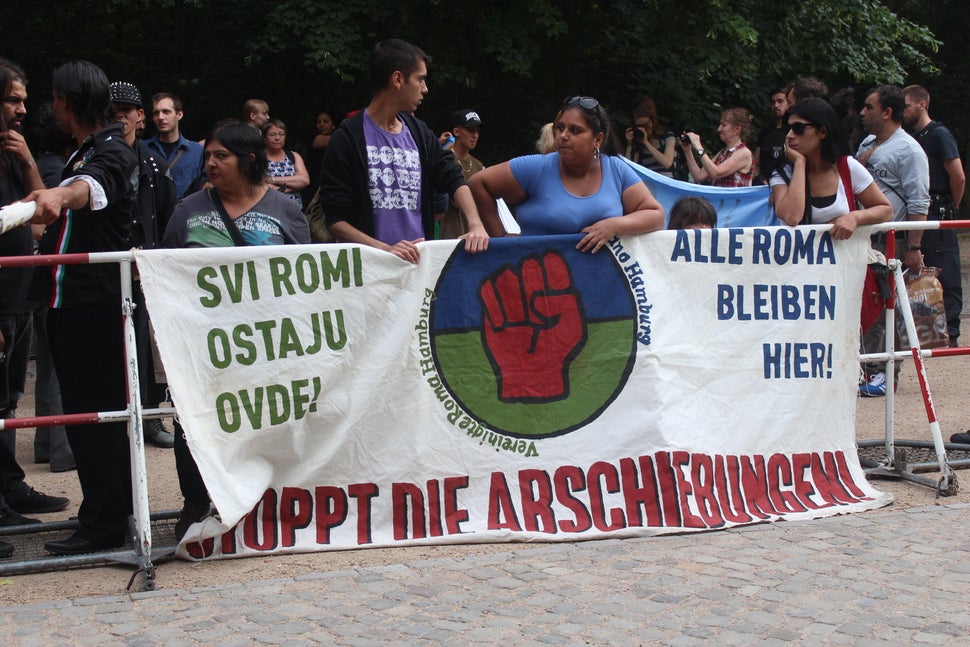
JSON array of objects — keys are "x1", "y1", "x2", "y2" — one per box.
[
  {"x1": 680, "y1": 108, "x2": 755, "y2": 187},
  {"x1": 769, "y1": 98, "x2": 891, "y2": 238},
  {"x1": 470, "y1": 96, "x2": 663, "y2": 252}
]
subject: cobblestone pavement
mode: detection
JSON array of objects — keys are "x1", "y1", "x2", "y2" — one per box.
[{"x1": 2, "y1": 503, "x2": 969, "y2": 646}]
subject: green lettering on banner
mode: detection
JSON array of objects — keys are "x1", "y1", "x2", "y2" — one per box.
[
  {"x1": 214, "y1": 377, "x2": 323, "y2": 432},
  {"x1": 216, "y1": 392, "x2": 242, "y2": 432},
  {"x1": 269, "y1": 248, "x2": 365, "y2": 298},
  {"x1": 208, "y1": 329, "x2": 231, "y2": 368},
  {"x1": 197, "y1": 267, "x2": 221, "y2": 307}
]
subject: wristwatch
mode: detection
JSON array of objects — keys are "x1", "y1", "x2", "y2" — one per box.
[
  {"x1": 695, "y1": 148, "x2": 707, "y2": 158},
  {"x1": 906, "y1": 244, "x2": 922, "y2": 251}
]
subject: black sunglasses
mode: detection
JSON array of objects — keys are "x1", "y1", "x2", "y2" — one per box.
[
  {"x1": 786, "y1": 121, "x2": 819, "y2": 135},
  {"x1": 563, "y1": 95, "x2": 600, "y2": 110}
]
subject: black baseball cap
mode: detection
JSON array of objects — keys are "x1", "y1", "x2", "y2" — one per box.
[{"x1": 450, "y1": 109, "x2": 483, "y2": 130}]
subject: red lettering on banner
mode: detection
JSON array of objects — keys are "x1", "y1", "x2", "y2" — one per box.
[
  {"x1": 713, "y1": 455, "x2": 752, "y2": 523},
  {"x1": 767, "y1": 454, "x2": 807, "y2": 513},
  {"x1": 442, "y1": 476, "x2": 470, "y2": 535},
  {"x1": 588, "y1": 461, "x2": 625, "y2": 531},
  {"x1": 185, "y1": 528, "x2": 237, "y2": 559},
  {"x1": 672, "y1": 451, "x2": 706, "y2": 528},
  {"x1": 690, "y1": 454, "x2": 724, "y2": 528},
  {"x1": 315, "y1": 485, "x2": 348, "y2": 544},
  {"x1": 487, "y1": 472, "x2": 522, "y2": 531},
  {"x1": 426, "y1": 479, "x2": 443, "y2": 537},
  {"x1": 834, "y1": 451, "x2": 869, "y2": 499},
  {"x1": 811, "y1": 452, "x2": 857, "y2": 504},
  {"x1": 619, "y1": 456, "x2": 663, "y2": 528},
  {"x1": 392, "y1": 482, "x2": 427, "y2": 540},
  {"x1": 791, "y1": 453, "x2": 822, "y2": 510},
  {"x1": 654, "y1": 452, "x2": 683, "y2": 527},
  {"x1": 243, "y1": 489, "x2": 279, "y2": 551},
  {"x1": 519, "y1": 469, "x2": 555, "y2": 533},
  {"x1": 739, "y1": 455, "x2": 775, "y2": 518},
  {"x1": 280, "y1": 487, "x2": 312, "y2": 547},
  {"x1": 185, "y1": 537, "x2": 213, "y2": 559},
  {"x1": 554, "y1": 465, "x2": 592, "y2": 533},
  {"x1": 177, "y1": 450, "x2": 878, "y2": 559},
  {"x1": 348, "y1": 482, "x2": 378, "y2": 544}
]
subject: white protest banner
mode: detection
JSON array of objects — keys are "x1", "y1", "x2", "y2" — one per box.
[{"x1": 134, "y1": 228, "x2": 891, "y2": 560}]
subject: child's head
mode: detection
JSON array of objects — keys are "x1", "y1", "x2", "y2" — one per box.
[{"x1": 668, "y1": 196, "x2": 717, "y2": 230}]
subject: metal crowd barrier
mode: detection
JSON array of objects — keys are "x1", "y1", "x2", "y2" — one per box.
[
  {"x1": 858, "y1": 221, "x2": 970, "y2": 496},
  {"x1": 0, "y1": 250, "x2": 172, "y2": 590}
]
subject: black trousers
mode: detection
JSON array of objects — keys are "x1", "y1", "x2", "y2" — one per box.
[
  {"x1": 921, "y1": 227, "x2": 962, "y2": 343},
  {"x1": 132, "y1": 282, "x2": 168, "y2": 407},
  {"x1": 174, "y1": 417, "x2": 209, "y2": 509},
  {"x1": 0, "y1": 312, "x2": 31, "y2": 505},
  {"x1": 48, "y1": 307, "x2": 133, "y2": 544}
]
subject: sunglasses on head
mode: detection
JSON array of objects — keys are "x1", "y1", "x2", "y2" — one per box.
[
  {"x1": 786, "y1": 121, "x2": 818, "y2": 135},
  {"x1": 563, "y1": 95, "x2": 600, "y2": 110}
]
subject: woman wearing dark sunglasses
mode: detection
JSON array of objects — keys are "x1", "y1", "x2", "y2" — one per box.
[
  {"x1": 469, "y1": 96, "x2": 663, "y2": 253},
  {"x1": 769, "y1": 98, "x2": 890, "y2": 238}
]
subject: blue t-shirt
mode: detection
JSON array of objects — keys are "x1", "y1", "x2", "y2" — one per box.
[
  {"x1": 509, "y1": 153, "x2": 642, "y2": 235},
  {"x1": 362, "y1": 111, "x2": 424, "y2": 244}
]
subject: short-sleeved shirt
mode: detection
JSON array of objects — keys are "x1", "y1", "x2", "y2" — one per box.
[
  {"x1": 509, "y1": 153, "x2": 642, "y2": 235},
  {"x1": 912, "y1": 121, "x2": 960, "y2": 195},
  {"x1": 362, "y1": 111, "x2": 423, "y2": 244},
  {"x1": 162, "y1": 188, "x2": 310, "y2": 248},
  {"x1": 770, "y1": 156, "x2": 875, "y2": 225}
]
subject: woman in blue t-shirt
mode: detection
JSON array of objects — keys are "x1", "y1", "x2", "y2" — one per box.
[{"x1": 470, "y1": 96, "x2": 664, "y2": 253}]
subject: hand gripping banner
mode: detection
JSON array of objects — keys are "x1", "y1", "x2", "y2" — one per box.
[{"x1": 135, "y1": 228, "x2": 891, "y2": 560}]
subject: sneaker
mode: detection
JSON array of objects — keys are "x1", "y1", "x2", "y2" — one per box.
[
  {"x1": 950, "y1": 432, "x2": 970, "y2": 445},
  {"x1": 144, "y1": 418, "x2": 175, "y2": 449},
  {"x1": 0, "y1": 506, "x2": 41, "y2": 526},
  {"x1": 859, "y1": 372, "x2": 887, "y2": 397},
  {"x1": 4, "y1": 486, "x2": 69, "y2": 514},
  {"x1": 174, "y1": 502, "x2": 212, "y2": 542}
]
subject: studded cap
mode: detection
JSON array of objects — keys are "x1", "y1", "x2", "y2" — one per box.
[{"x1": 109, "y1": 81, "x2": 143, "y2": 108}]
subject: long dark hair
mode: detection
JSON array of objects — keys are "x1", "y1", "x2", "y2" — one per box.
[
  {"x1": 784, "y1": 98, "x2": 852, "y2": 225},
  {"x1": 786, "y1": 98, "x2": 850, "y2": 164},
  {"x1": 0, "y1": 57, "x2": 26, "y2": 132},
  {"x1": 51, "y1": 60, "x2": 112, "y2": 129},
  {"x1": 0, "y1": 58, "x2": 27, "y2": 175}
]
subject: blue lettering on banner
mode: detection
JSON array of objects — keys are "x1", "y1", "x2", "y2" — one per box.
[
  {"x1": 717, "y1": 284, "x2": 836, "y2": 321},
  {"x1": 608, "y1": 237, "x2": 653, "y2": 345},
  {"x1": 762, "y1": 343, "x2": 833, "y2": 379},
  {"x1": 671, "y1": 228, "x2": 836, "y2": 265}
]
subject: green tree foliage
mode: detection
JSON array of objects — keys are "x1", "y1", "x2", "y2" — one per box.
[{"x1": 4, "y1": 0, "x2": 943, "y2": 160}]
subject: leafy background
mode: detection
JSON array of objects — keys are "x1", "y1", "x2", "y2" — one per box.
[{"x1": 8, "y1": 0, "x2": 961, "y2": 196}]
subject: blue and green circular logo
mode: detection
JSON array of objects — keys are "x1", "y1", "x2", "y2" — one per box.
[{"x1": 430, "y1": 235, "x2": 638, "y2": 439}]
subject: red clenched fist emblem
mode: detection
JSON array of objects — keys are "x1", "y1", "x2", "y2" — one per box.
[{"x1": 479, "y1": 251, "x2": 587, "y2": 402}]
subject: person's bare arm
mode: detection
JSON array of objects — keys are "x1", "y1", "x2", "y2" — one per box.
[
  {"x1": 451, "y1": 184, "x2": 489, "y2": 253},
  {"x1": 944, "y1": 157, "x2": 965, "y2": 208},
  {"x1": 468, "y1": 162, "x2": 527, "y2": 237},
  {"x1": 26, "y1": 182, "x2": 91, "y2": 225}
]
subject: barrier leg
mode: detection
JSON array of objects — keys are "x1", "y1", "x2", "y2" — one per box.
[
  {"x1": 120, "y1": 261, "x2": 156, "y2": 588},
  {"x1": 893, "y1": 264, "x2": 958, "y2": 496}
]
